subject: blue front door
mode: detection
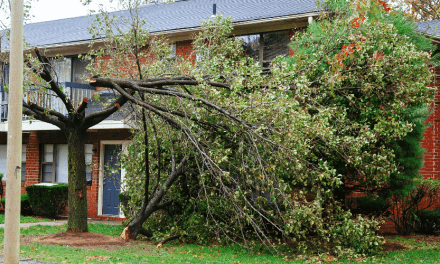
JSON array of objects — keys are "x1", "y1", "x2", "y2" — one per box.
[{"x1": 102, "y1": 144, "x2": 122, "y2": 215}]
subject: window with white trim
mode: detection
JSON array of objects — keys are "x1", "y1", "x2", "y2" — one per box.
[
  {"x1": 0, "y1": 144, "x2": 27, "y2": 181},
  {"x1": 41, "y1": 144, "x2": 93, "y2": 184}
]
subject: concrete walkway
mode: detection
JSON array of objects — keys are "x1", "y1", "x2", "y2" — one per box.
[
  {"x1": 0, "y1": 219, "x2": 123, "y2": 263},
  {"x1": 0, "y1": 218, "x2": 123, "y2": 229},
  {"x1": 0, "y1": 256, "x2": 59, "y2": 264}
]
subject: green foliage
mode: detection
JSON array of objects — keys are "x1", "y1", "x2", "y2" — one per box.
[
  {"x1": 99, "y1": 0, "x2": 434, "y2": 257},
  {"x1": 0, "y1": 194, "x2": 33, "y2": 215},
  {"x1": 331, "y1": 215, "x2": 383, "y2": 256},
  {"x1": 415, "y1": 210, "x2": 440, "y2": 235},
  {"x1": 387, "y1": 106, "x2": 430, "y2": 198},
  {"x1": 25, "y1": 184, "x2": 68, "y2": 218}
]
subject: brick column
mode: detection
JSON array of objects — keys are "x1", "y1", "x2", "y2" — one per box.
[
  {"x1": 24, "y1": 132, "x2": 40, "y2": 188},
  {"x1": 87, "y1": 139, "x2": 100, "y2": 218}
]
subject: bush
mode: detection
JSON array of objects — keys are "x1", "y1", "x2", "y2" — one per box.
[
  {"x1": 415, "y1": 210, "x2": 440, "y2": 235},
  {"x1": 389, "y1": 178, "x2": 440, "y2": 235},
  {"x1": 25, "y1": 184, "x2": 68, "y2": 218},
  {"x1": 0, "y1": 194, "x2": 33, "y2": 215}
]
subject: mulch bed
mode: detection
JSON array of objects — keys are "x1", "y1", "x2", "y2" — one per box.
[
  {"x1": 23, "y1": 232, "x2": 128, "y2": 250},
  {"x1": 381, "y1": 240, "x2": 408, "y2": 252}
]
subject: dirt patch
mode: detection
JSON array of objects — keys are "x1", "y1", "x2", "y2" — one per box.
[
  {"x1": 381, "y1": 240, "x2": 407, "y2": 252},
  {"x1": 23, "y1": 232, "x2": 128, "y2": 250}
]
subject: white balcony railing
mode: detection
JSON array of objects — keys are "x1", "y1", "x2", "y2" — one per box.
[{"x1": 0, "y1": 82, "x2": 96, "y2": 122}]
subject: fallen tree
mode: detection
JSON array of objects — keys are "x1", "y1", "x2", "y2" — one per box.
[{"x1": 83, "y1": 0, "x2": 434, "y2": 255}]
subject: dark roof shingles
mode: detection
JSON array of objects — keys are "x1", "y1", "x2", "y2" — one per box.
[{"x1": 2, "y1": 0, "x2": 316, "y2": 50}]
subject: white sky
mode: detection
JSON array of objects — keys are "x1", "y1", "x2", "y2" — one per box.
[{"x1": 28, "y1": 0, "x2": 121, "y2": 23}]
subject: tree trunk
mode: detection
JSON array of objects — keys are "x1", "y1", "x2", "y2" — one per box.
[{"x1": 65, "y1": 127, "x2": 88, "y2": 232}]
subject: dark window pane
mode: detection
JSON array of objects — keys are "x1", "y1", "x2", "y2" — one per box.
[
  {"x1": 86, "y1": 166, "x2": 92, "y2": 185},
  {"x1": 262, "y1": 31, "x2": 290, "y2": 61},
  {"x1": 42, "y1": 164, "x2": 53, "y2": 182},
  {"x1": 236, "y1": 34, "x2": 260, "y2": 61},
  {"x1": 21, "y1": 163, "x2": 26, "y2": 182},
  {"x1": 72, "y1": 57, "x2": 91, "y2": 84}
]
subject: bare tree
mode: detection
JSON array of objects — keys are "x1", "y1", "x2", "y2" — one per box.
[{"x1": 23, "y1": 48, "x2": 129, "y2": 232}]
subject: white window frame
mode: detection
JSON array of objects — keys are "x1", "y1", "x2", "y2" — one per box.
[{"x1": 41, "y1": 144, "x2": 93, "y2": 184}]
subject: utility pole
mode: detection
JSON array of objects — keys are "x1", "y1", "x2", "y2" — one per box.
[{"x1": 4, "y1": 0, "x2": 24, "y2": 262}]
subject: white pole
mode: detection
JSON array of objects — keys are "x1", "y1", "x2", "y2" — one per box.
[{"x1": 4, "y1": 0, "x2": 24, "y2": 262}]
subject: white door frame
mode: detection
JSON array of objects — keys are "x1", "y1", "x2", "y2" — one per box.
[{"x1": 98, "y1": 140, "x2": 129, "y2": 218}]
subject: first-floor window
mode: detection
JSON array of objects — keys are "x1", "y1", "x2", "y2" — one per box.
[
  {"x1": 41, "y1": 144, "x2": 92, "y2": 183},
  {"x1": 85, "y1": 144, "x2": 93, "y2": 185},
  {"x1": 0, "y1": 144, "x2": 27, "y2": 181},
  {"x1": 21, "y1": 145, "x2": 27, "y2": 182}
]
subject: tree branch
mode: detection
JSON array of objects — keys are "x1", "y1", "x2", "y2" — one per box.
[
  {"x1": 76, "y1": 97, "x2": 88, "y2": 114},
  {"x1": 31, "y1": 47, "x2": 74, "y2": 114},
  {"x1": 22, "y1": 103, "x2": 66, "y2": 129},
  {"x1": 27, "y1": 101, "x2": 69, "y2": 123},
  {"x1": 80, "y1": 93, "x2": 128, "y2": 131}
]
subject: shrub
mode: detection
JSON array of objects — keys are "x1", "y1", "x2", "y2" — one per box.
[
  {"x1": 415, "y1": 210, "x2": 440, "y2": 235},
  {"x1": 331, "y1": 215, "x2": 384, "y2": 256},
  {"x1": 389, "y1": 178, "x2": 440, "y2": 235},
  {"x1": 25, "y1": 184, "x2": 68, "y2": 218},
  {"x1": 0, "y1": 194, "x2": 33, "y2": 215}
]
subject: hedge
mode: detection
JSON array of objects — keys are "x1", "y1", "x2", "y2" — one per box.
[
  {"x1": 0, "y1": 194, "x2": 33, "y2": 215},
  {"x1": 25, "y1": 184, "x2": 68, "y2": 218}
]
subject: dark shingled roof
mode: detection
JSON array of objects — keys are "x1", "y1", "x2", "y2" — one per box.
[
  {"x1": 416, "y1": 20, "x2": 440, "y2": 38},
  {"x1": 1, "y1": 0, "x2": 317, "y2": 50}
]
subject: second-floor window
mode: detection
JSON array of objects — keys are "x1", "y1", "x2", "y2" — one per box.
[
  {"x1": 236, "y1": 30, "x2": 290, "y2": 67},
  {"x1": 51, "y1": 57, "x2": 91, "y2": 84}
]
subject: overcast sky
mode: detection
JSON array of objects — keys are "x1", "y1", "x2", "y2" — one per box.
[{"x1": 28, "y1": 0, "x2": 120, "y2": 23}]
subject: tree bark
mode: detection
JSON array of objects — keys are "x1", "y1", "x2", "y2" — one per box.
[
  {"x1": 65, "y1": 127, "x2": 88, "y2": 232},
  {"x1": 123, "y1": 156, "x2": 188, "y2": 240}
]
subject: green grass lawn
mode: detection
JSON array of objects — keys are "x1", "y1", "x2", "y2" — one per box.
[
  {"x1": 0, "y1": 224, "x2": 439, "y2": 263},
  {"x1": 0, "y1": 214, "x2": 53, "y2": 224}
]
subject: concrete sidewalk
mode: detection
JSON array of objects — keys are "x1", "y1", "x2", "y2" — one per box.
[
  {"x1": 0, "y1": 218, "x2": 123, "y2": 229},
  {"x1": 0, "y1": 256, "x2": 59, "y2": 264}
]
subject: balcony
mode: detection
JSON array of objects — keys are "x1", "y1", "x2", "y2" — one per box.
[{"x1": 0, "y1": 82, "x2": 96, "y2": 122}]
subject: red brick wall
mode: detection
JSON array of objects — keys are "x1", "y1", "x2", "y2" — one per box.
[
  {"x1": 23, "y1": 132, "x2": 40, "y2": 192},
  {"x1": 420, "y1": 66, "x2": 440, "y2": 209},
  {"x1": 1, "y1": 129, "x2": 131, "y2": 219},
  {"x1": 176, "y1": 40, "x2": 195, "y2": 61}
]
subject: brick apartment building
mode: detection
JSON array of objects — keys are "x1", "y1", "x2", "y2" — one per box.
[
  {"x1": 0, "y1": 0, "x2": 320, "y2": 219},
  {"x1": 0, "y1": 0, "x2": 438, "y2": 226}
]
